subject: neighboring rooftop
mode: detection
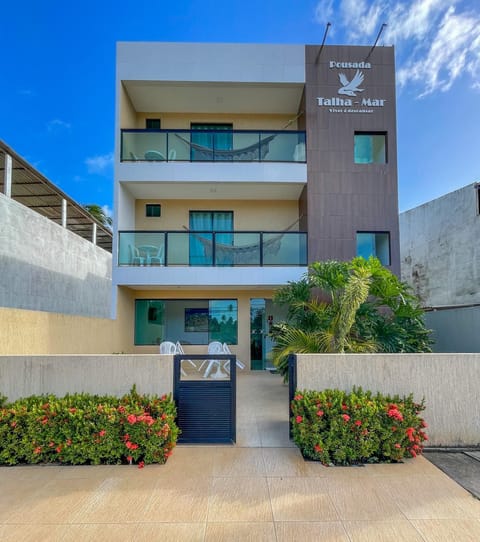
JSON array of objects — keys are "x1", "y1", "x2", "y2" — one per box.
[{"x1": 0, "y1": 140, "x2": 112, "y2": 252}]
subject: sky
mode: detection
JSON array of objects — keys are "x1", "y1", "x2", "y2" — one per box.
[{"x1": 2, "y1": 0, "x2": 480, "y2": 217}]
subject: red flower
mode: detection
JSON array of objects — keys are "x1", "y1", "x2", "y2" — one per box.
[
  {"x1": 56, "y1": 446, "x2": 62, "y2": 453},
  {"x1": 421, "y1": 420, "x2": 428, "y2": 428},
  {"x1": 314, "y1": 444, "x2": 323, "y2": 453},
  {"x1": 118, "y1": 405, "x2": 126, "y2": 413},
  {"x1": 317, "y1": 409, "x2": 324, "y2": 417},
  {"x1": 68, "y1": 407, "x2": 77, "y2": 413},
  {"x1": 127, "y1": 414, "x2": 137, "y2": 424},
  {"x1": 354, "y1": 420, "x2": 362, "y2": 426},
  {"x1": 394, "y1": 443, "x2": 401, "y2": 449},
  {"x1": 33, "y1": 446, "x2": 42, "y2": 455},
  {"x1": 66, "y1": 439, "x2": 72, "y2": 446},
  {"x1": 99, "y1": 430, "x2": 106, "y2": 437},
  {"x1": 125, "y1": 441, "x2": 138, "y2": 450},
  {"x1": 138, "y1": 461, "x2": 145, "y2": 469},
  {"x1": 295, "y1": 415, "x2": 303, "y2": 424},
  {"x1": 48, "y1": 441, "x2": 55, "y2": 447},
  {"x1": 294, "y1": 394, "x2": 303, "y2": 401},
  {"x1": 406, "y1": 427, "x2": 416, "y2": 442},
  {"x1": 341, "y1": 404, "x2": 348, "y2": 411},
  {"x1": 122, "y1": 434, "x2": 130, "y2": 441},
  {"x1": 127, "y1": 455, "x2": 133, "y2": 464},
  {"x1": 10, "y1": 421, "x2": 17, "y2": 428},
  {"x1": 342, "y1": 414, "x2": 350, "y2": 422}
]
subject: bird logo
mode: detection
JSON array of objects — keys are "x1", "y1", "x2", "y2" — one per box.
[{"x1": 338, "y1": 70, "x2": 365, "y2": 96}]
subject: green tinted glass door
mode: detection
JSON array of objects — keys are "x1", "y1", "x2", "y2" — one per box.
[{"x1": 250, "y1": 298, "x2": 265, "y2": 370}]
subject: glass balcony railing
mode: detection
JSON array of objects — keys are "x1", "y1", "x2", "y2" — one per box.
[
  {"x1": 118, "y1": 231, "x2": 307, "y2": 267},
  {"x1": 121, "y1": 129, "x2": 306, "y2": 163}
]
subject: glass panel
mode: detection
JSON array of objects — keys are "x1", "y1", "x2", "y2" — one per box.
[
  {"x1": 262, "y1": 232, "x2": 307, "y2": 265},
  {"x1": 167, "y1": 132, "x2": 191, "y2": 161},
  {"x1": 166, "y1": 232, "x2": 190, "y2": 265},
  {"x1": 216, "y1": 233, "x2": 260, "y2": 266},
  {"x1": 190, "y1": 212, "x2": 232, "y2": 266},
  {"x1": 208, "y1": 300, "x2": 238, "y2": 344},
  {"x1": 354, "y1": 134, "x2": 386, "y2": 164},
  {"x1": 121, "y1": 130, "x2": 306, "y2": 163},
  {"x1": 180, "y1": 357, "x2": 231, "y2": 381},
  {"x1": 135, "y1": 300, "x2": 166, "y2": 345},
  {"x1": 356, "y1": 232, "x2": 390, "y2": 266},
  {"x1": 250, "y1": 298, "x2": 265, "y2": 370},
  {"x1": 122, "y1": 131, "x2": 168, "y2": 161},
  {"x1": 118, "y1": 232, "x2": 165, "y2": 265}
]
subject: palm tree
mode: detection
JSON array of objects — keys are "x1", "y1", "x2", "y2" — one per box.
[
  {"x1": 271, "y1": 257, "x2": 432, "y2": 381},
  {"x1": 83, "y1": 204, "x2": 112, "y2": 228}
]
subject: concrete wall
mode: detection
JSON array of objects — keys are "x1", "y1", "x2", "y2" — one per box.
[
  {"x1": 295, "y1": 354, "x2": 480, "y2": 447},
  {"x1": 426, "y1": 307, "x2": 480, "y2": 353},
  {"x1": 0, "y1": 355, "x2": 173, "y2": 401},
  {"x1": 400, "y1": 183, "x2": 480, "y2": 307},
  {"x1": 0, "y1": 194, "x2": 112, "y2": 318}
]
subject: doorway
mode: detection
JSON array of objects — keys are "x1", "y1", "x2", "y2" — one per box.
[{"x1": 250, "y1": 298, "x2": 285, "y2": 370}]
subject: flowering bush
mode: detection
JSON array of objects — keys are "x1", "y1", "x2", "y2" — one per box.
[
  {"x1": 291, "y1": 388, "x2": 427, "y2": 465},
  {"x1": 0, "y1": 386, "x2": 179, "y2": 468}
]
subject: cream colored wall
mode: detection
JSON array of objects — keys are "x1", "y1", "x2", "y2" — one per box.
[
  {"x1": 135, "y1": 199, "x2": 300, "y2": 231},
  {"x1": 133, "y1": 112, "x2": 297, "y2": 131},
  {"x1": 296, "y1": 354, "x2": 480, "y2": 447},
  {"x1": 119, "y1": 288, "x2": 275, "y2": 366},
  {"x1": 119, "y1": 84, "x2": 137, "y2": 129},
  {"x1": 0, "y1": 287, "x2": 134, "y2": 356},
  {"x1": 0, "y1": 355, "x2": 174, "y2": 401}
]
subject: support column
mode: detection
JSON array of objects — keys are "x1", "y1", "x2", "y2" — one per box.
[
  {"x1": 61, "y1": 198, "x2": 67, "y2": 228},
  {"x1": 4, "y1": 153, "x2": 12, "y2": 197},
  {"x1": 92, "y1": 222, "x2": 97, "y2": 245}
]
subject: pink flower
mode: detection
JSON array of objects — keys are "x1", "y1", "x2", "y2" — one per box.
[
  {"x1": 394, "y1": 443, "x2": 401, "y2": 449},
  {"x1": 33, "y1": 446, "x2": 42, "y2": 455},
  {"x1": 127, "y1": 414, "x2": 137, "y2": 424},
  {"x1": 127, "y1": 455, "x2": 133, "y2": 464},
  {"x1": 294, "y1": 394, "x2": 303, "y2": 401},
  {"x1": 295, "y1": 415, "x2": 303, "y2": 424},
  {"x1": 314, "y1": 444, "x2": 323, "y2": 453},
  {"x1": 99, "y1": 430, "x2": 106, "y2": 437},
  {"x1": 341, "y1": 404, "x2": 348, "y2": 411},
  {"x1": 10, "y1": 421, "x2": 17, "y2": 428},
  {"x1": 354, "y1": 420, "x2": 362, "y2": 427},
  {"x1": 56, "y1": 446, "x2": 62, "y2": 453},
  {"x1": 138, "y1": 461, "x2": 145, "y2": 469},
  {"x1": 317, "y1": 410, "x2": 324, "y2": 417},
  {"x1": 342, "y1": 414, "x2": 350, "y2": 422}
]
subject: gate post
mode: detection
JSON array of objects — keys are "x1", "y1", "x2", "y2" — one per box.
[{"x1": 288, "y1": 354, "x2": 297, "y2": 440}]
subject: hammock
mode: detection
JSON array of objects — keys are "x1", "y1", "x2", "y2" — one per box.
[
  {"x1": 175, "y1": 133, "x2": 277, "y2": 161},
  {"x1": 183, "y1": 218, "x2": 301, "y2": 264}
]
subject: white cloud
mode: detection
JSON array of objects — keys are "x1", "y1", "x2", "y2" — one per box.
[
  {"x1": 47, "y1": 118, "x2": 71, "y2": 132},
  {"x1": 85, "y1": 152, "x2": 114, "y2": 175},
  {"x1": 314, "y1": 0, "x2": 480, "y2": 96}
]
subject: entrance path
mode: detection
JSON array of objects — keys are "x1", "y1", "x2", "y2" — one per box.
[{"x1": 1, "y1": 372, "x2": 479, "y2": 541}]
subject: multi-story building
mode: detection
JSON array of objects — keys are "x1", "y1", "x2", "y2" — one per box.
[{"x1": 113, "y1": 42, "x2": 400, "y2": 367}]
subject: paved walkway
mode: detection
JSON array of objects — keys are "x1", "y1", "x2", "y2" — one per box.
[{"x1": 1, "y1": 372, "x2": 479, "y2": 541}]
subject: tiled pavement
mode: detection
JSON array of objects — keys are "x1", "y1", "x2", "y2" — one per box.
[{"x1": 1, "y1": 372, "x2": 479, "y2": 541}]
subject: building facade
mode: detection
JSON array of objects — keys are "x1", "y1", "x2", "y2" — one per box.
[{"x1": 113, "y1": 42, "x2": 400, "y2": 366}]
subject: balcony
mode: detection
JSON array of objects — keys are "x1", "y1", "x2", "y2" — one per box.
[
  {"x1": 118, "y1": 230, "x2": 307, "y2": 267},
  {"x1": 121, "y1": 129, "x2": 306, "y2": 163}
]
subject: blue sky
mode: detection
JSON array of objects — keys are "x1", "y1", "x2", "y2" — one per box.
[{"x1": 2, "y1": 0, "x2": 479, "y2": 216}]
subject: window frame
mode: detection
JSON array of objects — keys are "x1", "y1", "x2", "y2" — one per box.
[
  {"x1": 354, "y1": 131, "x2": 388, "y2": 164},
  {"x1": 145, "y1": 203, "x2": 161, "y2": 218},
  {"x1": 356, "y1": 231, "x2": 391, "y2": 266},
  {"x1": 145, "y1": 118, "x2": 161, "y2": 130}
]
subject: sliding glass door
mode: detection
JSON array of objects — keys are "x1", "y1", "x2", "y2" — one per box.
[{"x1": 189, "y1": 211, "x2": 233, "y2": 266}]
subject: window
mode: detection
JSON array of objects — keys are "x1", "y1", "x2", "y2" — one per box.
[
  {"x1": 146, "y1": 118, "x2": 161, "y2": 130},
  {"x1": 191, "y1": 123, "x2": 233, "y2": 161},
  {"x1": 145, "y1": 204, "x2": 161, "y2": 217},
  {"x1": 354, "y1": 132, "x2": 387, "y2": 164},
  {"x1": 189, "y1": 211, "x2": 233, "y2": 266},
  {"x1": 134, "y1": 299, "x2": 238, "y2": 345},
  {"x1": 356, "y1": 232, "x2": 390, "y2": 266}
]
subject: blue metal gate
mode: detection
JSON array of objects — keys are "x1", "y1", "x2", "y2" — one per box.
[{"x1": 174, "y1": 354, "x2": 236, "y2": 444}]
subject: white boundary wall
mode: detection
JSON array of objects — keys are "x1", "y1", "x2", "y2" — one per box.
[
  {"x1": 0, "y1": 194, "x2": 112, "y2": 318},
  {"x1": 295, "y1": 354, "x2": 480, "y2": 447},
  {"x1": 0, "y1": 355, "x2": 173, "y2": 401}
]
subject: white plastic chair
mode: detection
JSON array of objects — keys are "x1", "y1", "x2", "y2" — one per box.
[
  {"x1": 160, "y1": 341, "x2": 186, "y2": 376},
  {"x1": 175, "y1": 341, "x2": 197, "y2": 370},
  {"x1": 203, "y1": 341, "x2": 228, "y2": 379},
  {"x1": 222, "y1": 343, "x2": 246, "y2": 371},
  {"x1": 150, "y1": 244, "x2": 164, "y2": 265}
]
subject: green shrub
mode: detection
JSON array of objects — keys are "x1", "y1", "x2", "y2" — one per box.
[
  {"x1": 291, "y1": 388, "x2": 427, "y2": 465},
  {"x1": 0, "y1": 386, "x2": 179, "y2": 468}
]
